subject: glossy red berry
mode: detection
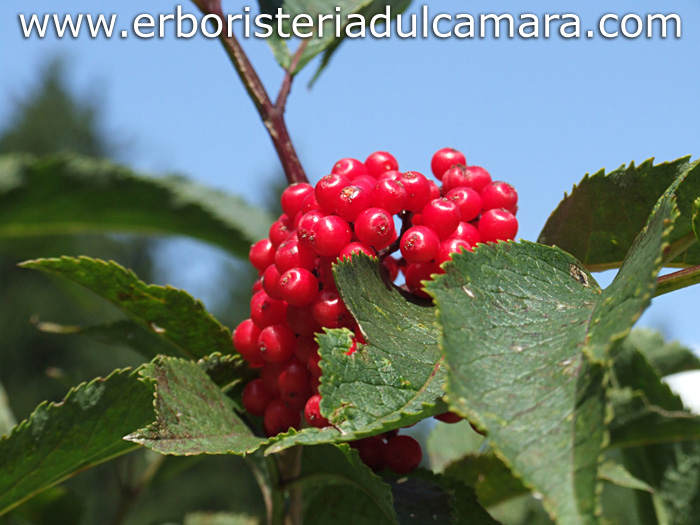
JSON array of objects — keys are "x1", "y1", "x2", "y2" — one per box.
[
  {"x1": 310, "y1": 215, "x2": 352, "y2": 256},
  {"x1": 307, "y1": 349, "x2": 323, "y2": 378},
  {"x1": 400, "y1": 225, "x2": 440, "y2": 264},
  {"x1": 278, "y1": 358, "x2": 312, "y2": 410},
  {"x1": 365, "y1": 151, "x2": 398, "y2": 178},
  {"x1": 286, "y1": 304, "x2": 322, "y2": 337},
  {"x1": 440, "y1": 165, "x2": 469, "y2": 193},
  {"x1": 370, "y1": 178, "x2": 407, "y2": 215},
  {"x1": 275, "y1": 238, "x2": 317, "y2": 272},
  {"x1": 261, "y1": 264, "x2": 283, "y2": 300},
  {"x1": 384, "y1": 435, "x2": 422, "y2": 474},
  {"x1": 352, "y1": 175, "x2": 378, "y2": 194},
  {"x1": 452, "y1": 222, "x2": 481, "y2": 246},
  {"x1": 478, "y1": 208, "x2": 518, "y2": 243},
  {"x1": 332, "y1": 158, "x2": 367, "y2": 180},
  {"x1": 421, "y1": 198, "x2": 461, "y2": 239},
  {"x1": 281, "y1": 183, "x2": 314, "y2": 219},
  {"x1": 263, "y1": 399, "x2": 301, "y2": 436},
  {"x1": 446, "y1": 187, "x2": 482, "y2": 222},
  {"x1": 278, "y1": 268, "x2": 319, "y2": 307},
  {"x1": 480, "y1": 181, "x2": 518, "y2": 214},
  {"x1": 335, "y1": 185, "x2": 371, "y2": 222},
  {"x1": 311, "y1": 289, "x2": 351, "y2": 328},
  {"x1": 249, "y1": 239, "x2": 275, "y2": 272},
  {"x1": 296, "y1": 210, "x2": 325, "y2": 250},
  {"x1": 398, "y1": 171, "x2": 431, "y2": 212},
  {"x1": 304, "y1": 394, "x2": 330, "y2": 428},
  {"x1": 294, "y1": 336, "x2": 318, "y2": 363},
  {"x1": 260, "y1": 361, "x2": 283, "y2": 396},
  {"x1": 404, "y1": 261, "x2": 439, "y2": 298},
  {"x1": 352, "y1": 436, "x2": 386, "y2": 471},
  {"x1": 463, "y1": 166, "x2": 492, "y2": 192},
  {"x1": 316, "y1": 173, "x2": 351, "y2": 214},
  {"x1": 258, "y1": 324, "x2": 296, "y2": 363},
  {"x1": 233, "y1": 319, "x2": 263, "y2": 366},
  {"x1": 299, "y1": 192, "x2": 321, "y2": 215},
  {"x1": 431, "y1": 148, "x2": 467, "y2": 181},
  {"x1": 436, "y1": 238, "x2": 472, "y2": 266},
  {"x1": 377, "y1": 170, "x2": 402, "y2": 182},
  {"x1": 242, "y1": 379, "x2": 273, "y2": 416},
  {"x1": 435, "y1": 411, "x2": 463, "y2": 424},
  {"x1": 382, "y1": 256, "x2": 400, "y2": 281},
  {"x1": 250, "y1": 291, "x2": 287, "y2": 328},
  {"x1": 339, "y1": 242, "x2": 376, "y2": 262},
  {"x1": 354, "y1": 207, "x2": 397, "y2": 249},
  {"x1": 269, "y1": 215, "x2": 292, "y2": 247}
]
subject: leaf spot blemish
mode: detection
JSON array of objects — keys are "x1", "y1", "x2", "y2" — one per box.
[
  {"x1": 511, "y1": 345, "x2": 524, "y2": 353},
  {"x1": 461, "y1": 286, "x2": 475, "y2": 299},
  {"x1": 150, "y1": 322, "x2": 166, "y2": 334},
  {"x1": 569, "y1": 264, "x2": 589, "y2": 287}
]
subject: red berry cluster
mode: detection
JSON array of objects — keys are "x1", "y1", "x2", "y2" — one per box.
[{"x1": 233, "y1": 148, "x2": 518, "y2": 472}]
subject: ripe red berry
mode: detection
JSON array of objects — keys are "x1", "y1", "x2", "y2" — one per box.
[
  {"x1": 335, "y1": 185, "x2": 371, "y2": 222},
  {"x1": 352, "y1": 175, "x2": 378, "y2": 194},
  {"x1": 436, "y1": 238, "x2": 472, "y2": 266},
  {"x1": 262, "y1": 264, "x2": 283, "y2": 300},
  {"x1": 242, "y1": 379, "x2": 273, "y2": 416},
  {"x1": 452, "y1": 222, "x2": 481, "y2": 245},
  {"x1": 278, "y1": 358, "x2": 312, "y2": 410},
  {"x1": 263, "y1": 399, "x2": 301, "y2": 436},
  {"x1": 294, "y1": 336, "x2": 318, "y2": 363},
  {"x1": 404, "y1": 261, "x2": 439, "y2": 298},
  {"x1": 421, "y1": 198, "x2": 461, "y2": 239},
  {"x1": 431, "y1": 148, "x2": 467, "y2": 181},
  {"x1": 332, "y1": 158, "x2": 367, "y2": 180},
  {"x1": 428, "y1": 180, "x2": 441, "y2": 200},
  {"x1": 370, "y1": 178, "x2": 407, "y2": 215},
  {"x1": 382, "y1": 256, "x2": 400, "y2": 281},
  {"x1": 299, "y1": 192, "x2": 321, "y2": 215},
  {"x1": 281, "y1": 183, "x2": 314, "y2": 219},
  {"x1": 316, "y1": 173, "x2": 351, "y2": 214},
  {"x1": 400, "y1": 225, "x2": 440, "y2": 264},
  {"x1": 352, "y1": 436, "x2": 386, "y2": 471},
  {"x1": 249, "y1": 239, "x2": 275, "y2": 272},
  {"x1": 478, "y1": 208, "x2": 518, "y2": 243},
  {"x1": 304, "y1": 394, "x2": 330, "y2": 428},
  {"x1": 275, "y1": 238, "x2": 317, "y2": 273},
  {"x1": 310, "y1": 215, "x2": 352, "y2": 256},
  {"x1": 311, "y1": 289, "x2": 352, "y2": 328},
  {"x1": 339, "y1": 242, "x2": 376, "y2": 262},
  {"x1": 269, "y1": 215, "x2": 292, "y2": 248},
  {"x1": 446, "y1": 187, "x2": 483, "y2": 222},
  {"x1": 307, "y1": 349, "x2": 323, "y2": 378},
  {"x1": 377, "y1": 170, "x2": 402, "y2": 182},
  {"x1": 286, "y1": 304, "x2": 322, "y2": 337},
  {"x1": 296, "y1": 210, "x2": 325, "y2": 250},
  {"x1": 354, "y1": 207, "x2": 397, "y2": 249},
  {"x1": 260, "y1": 361, "x2": 283, "y2": 396},
  {"x1": 398, "y1": 171, "x2": 431, "y2": 212},
  {"x1": 463, "y1": 166, "x2": 492, "y2": 192},
  {"x1": 480, "y1": 181, "x2": 518, "y2": 214},
  {"x1": 278, "y1": 268, "x2": 319, "y2": 307},
  {"x1": 258, "y1": 324, "x2": 296, "y2": 363},
  {"x1": 250, "y1": 291, "x2": 287, "y2": 328},
  {"x1": 233, "y1": 319, "x2": 263, "y2": 366},
  {"x1": 365, "y1": 151, "x2": 398, "y2": 178},
  {"x1": 435, "y1": 411, "x2": 463, "y2": 424},
  {"x1": 384, "y1": 435, "x2": 422, "y2": 474}
]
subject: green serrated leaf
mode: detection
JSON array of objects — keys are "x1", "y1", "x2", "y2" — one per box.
[
  {"x1": 299, "y1": 444, "x2": 397, "y2": 525},
  {"x1": 0, "y1": 368, "x2": 154, "y2": 517},
  {"x1": 267, "y1": 254, "x2": 443, "y2": 453},
  {"x1": 198, "y1": 353, "x2": 256, "y2": 394},
  {"x1": 693, "y1": 198, "x2": 700, "y2": 244},
  {"x1": 183, "y1": 512, "x2": 261, "y2": 525},
  {"x1": 538, "y1": 157, "x2": 700, "y2": 270},
  {"x1": 612, "y1": 342, "x2": 700, "y2": 524},
  {"x1": 0, "y1": 154, "x2": 273, "y2": 257},
  {"x1": 20, "y1": 256, "x2": 235, "y2": 360},
  {"x1": 0, "y1": 381, "x2": 16, "y2": 437},
  {"x1": 126, "y1": 357, "x2": 266, "y2": 456},
  {"x1": 621, "y1": 329, "x2": 700, "y2": 378},
  {"x1": 599, "y1": 461, "x2": 653, "y2": 493}
]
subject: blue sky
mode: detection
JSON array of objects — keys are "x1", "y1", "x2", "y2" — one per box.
[{"x1": 1, "y1": 2, "x2": 699, "y2": 367}]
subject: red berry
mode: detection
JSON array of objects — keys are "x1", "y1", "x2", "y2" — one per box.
[
  {"x1": 436, "y1": 238, "x2": 472, "y2": 266},
  {"x1": 352, "y1": 436, "x2": 386, "y2": 471},
  {"x1": 370, "y1": 178, "x2": 407, "y2": 215},
  {"x1": 250, "y1": 291, "x2": 287, "y2": 328},
  {"x1": 377, "y1": 170, "x2": 402, "y2": 182},
  {"x1": 278, "y1": 358, "x2": 312, "y2": 410},
  {"x1": 263, "y1": 399, "x2": 301, "y2": 436},
  {"x1": 233, "y1": 319, "x2": 263, "y2": 366},
  {"x1": 332, "y1": 158, "x2": 367, "y2": 180},
  {"x1": 446, "y1": 187, "x2": 482, "y2": 222},
  {"x1": 365, "y1": 151, "x2": 398, "y2": 178},
  {"x1": 249, "y1": 239, "x2": 275, "y2": 272},
  {"x1": 269, "y1": 215, "x2": 292, "y2": 248},
  {"x1": 286, "y1": 304, "x2": 322, "y2": 337},
  {"x1": 294, "y1": 336, "x2": 318, "y2": 363},
  {"x1": 464, "y1": 166, "x2": 492, "y2": 192},
  {"x1": 404, "y1": 261, "x2": 439, "y2": 298},
  {"x1": 296, "y1": 210, "x2": 326, "y2": 250},
  {"x1": 258, "y1": 324, "x2": 296, "y2": 363},
  {"x1": 354, "y1": 207, "x2": 397, "y2": 249},
  {"x1": 335, "y1": 185, "x2": 371, "y2": 222},
  {"x1": 421, "y1": 198, "x2": 461, "y2": 239},
  {"x1": 281, "y1": 183, "x2": 314, "y2": 219},
  {"x1": 252, "y1": 278, "x2": 263, "y2": 293},
  {"x1": 316, "y1": 173, "x2": 351, "y2": 214},
  {"x1": 400, "y1": 226, "x2": 440, "y2": 264},
  {"x1": 307, "y1": 349, "x2": 323, "y2": 378},
  {"x1": 478, "y1": 209, "x2": 518, "y2": 243},
  {"x1": 311, "y1": 289, "x2": 352, "y2": 328},
  {"x1": 262, "y1": 264, "x2": 283, "y2": 300},
  {"x1": 339, "y1": 241, "x2": 376, "y2": 262},
  {"x1": 275, "y1": 238, "x2": 317, "y2": 273},
  {"x1": 242, "y1": 379, "x2": 273, "y2": 416},
  {"x1": 382, "y1": 256, "x2": 400, "y2": 281},
  {"x1": 309, "y1": 375, "x2": 320, "y2": 395},
  {"x1": 428, "y1": 180, "x2": 441, "y2": 200},
  {"x1": 352, "y1": 175, "x2": 378, "y2": 194},
  {"x1": 431, "y1": 148, "x2": 467, "y2": 181},
  {"x1": 384, "y1": 435, "x2": 422, "y2": 474},
  {"x1": 480, "y1": 181, "x2": 518, "y2": 214},
  {"x1": 435, "y1": 411, "x2": 463, "y2": 424},
  {"x1": 310, "y1": 215, "x2": 352, "y2": 256},
  {"x1": 260, "y1": 361, "x2": 283, "y2": 396},
  {"x1": 278, "y1": 268, "x2": 319, "y2": 307},
  {"x1": 299, "y1": 192, "x2": 321, "y2": 215},
  {"x1": 304, "y1": 394, "x2": 330, "y2": 428},
  {"x1": 315, "y1": 256, "x2": 337, "y2": 290},
  {"x1": 398, "y1": 171, "x2": 431, "y2": 212},
  {"x1": 452, "y1": 222, "x2": 481, "y2": 245}
]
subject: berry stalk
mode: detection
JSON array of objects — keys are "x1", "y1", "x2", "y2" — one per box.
[
  {"x1": 655, "y1": 264, "x2": 700, "y2": 297},
  {"x1": 191, "y1": 0, "x2": 308, "y2": 185}
]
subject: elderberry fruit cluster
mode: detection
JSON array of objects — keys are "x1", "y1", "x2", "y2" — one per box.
[{"x1": 233, "y1": 148, "x2": 518, "y2": 474}]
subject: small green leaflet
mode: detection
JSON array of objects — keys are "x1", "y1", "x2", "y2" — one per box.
[
  {"x1": 619, "y1": 329, "x2": 700, "y2": 378},
  {"x1": 20, "y1": 257, "x2": 235, "y2": 360},
  {"x1": 0, "y1": 381, "x2": 16, "y2": 437}
]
